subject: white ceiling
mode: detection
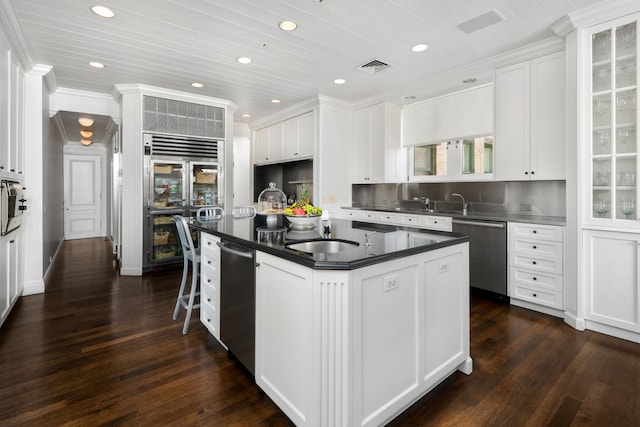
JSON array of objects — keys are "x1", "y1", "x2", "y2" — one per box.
[{"x1": 12, "y1": 0, "x2": 604, "y2": 129}]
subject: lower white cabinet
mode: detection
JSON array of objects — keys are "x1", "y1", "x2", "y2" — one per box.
[
  {"x1": 341, "y1": 208, "x2": 452, "y2": 232},
  {"x1": 584, "y1": 229, "x2": 640, "y2": 334},
  {"x1": 255, "y1": 243, "x2": 471, "y2": 427},
  {"x1": 199, "y1": 233, "x2": 223, "y2": 343},
  {"x1": 1, "y1": 233, "x2": 23, "y2": 328},
  {"x1": 508, "y1": 222, "x2": 564, "y2": 313}
]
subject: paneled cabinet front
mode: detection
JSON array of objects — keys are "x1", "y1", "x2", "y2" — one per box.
[
  {"x1": 199, "y1": 233, "x2": 223, "y2": 343},
  {"x1": 508, "y1": 222, "x2": 564, "y2": 312},
  {"x1": 0, "y1": 30, "x2": 24, "y2": 178},
  {"x1": 0, "y1": 234, "x2": 23, "y2": 328},
  {"x1": 254, "y1": 111, "x2": 315, "y2": 165},
  {"x1": 350, "y1": 102, "x2": 403, "y2": 183},
  {"x1": 495, "y1": 51, "x2": 566, "y2": 181}
]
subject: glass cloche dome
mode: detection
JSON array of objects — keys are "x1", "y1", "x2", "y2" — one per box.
[{"x1": 257, "y1": 182, "x2": 287, "y2": 226}]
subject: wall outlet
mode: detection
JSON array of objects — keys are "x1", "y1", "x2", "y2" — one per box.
[
  {"x1": 520, "y1": 203, "x2": 532, "y2": 212},
  {"x1": 438, "y1": 261, "x2": 449, "y2": 273},
  {"x1": 383, "y1": 274, "x2": 399, "y2": 292},
  {"x1": 322, "y1": 195, "x2": 336, "y2": 203}
]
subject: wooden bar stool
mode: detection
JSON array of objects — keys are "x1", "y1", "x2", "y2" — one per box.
[{"x1": 173, "y1": 215, "x2": 200, "y2": 334}]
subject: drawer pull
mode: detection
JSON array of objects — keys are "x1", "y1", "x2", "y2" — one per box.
[
  {"x1": 434, "y1": 220, "x2": 438, "y2": 224},
  {"x1": 533, "y1": 277, "x2": 537, "y2": 281},
  {"x1": 532, "y1": 245, "x2": 537, "y2": 249},
  {"x1": 207, "y1": 298, "x2": 211, "y2": 302},
  {"x1": 533, "y1": 293, "x2": 537, "y2": 297},
  {"x1": 532, "y1": 261, "x2": 537, "y2": 265},
  {"x1": 207, "y1": 278, "x2": 212, "y2": 283},
  {"x1": 207, "y1": 318, "x2": 211, "y2": 323},
  {"x1": 207, "y1": 260, "x2": 212, "y2": 265},
  {"x1": 207, "y1": 241, "x2": 212, "y2": 246},
  {"x1": 533, "y1": 230, "x2": 538, "y2": 234}
]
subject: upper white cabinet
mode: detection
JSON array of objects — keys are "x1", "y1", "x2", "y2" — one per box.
[
  {"x1": 495, "y1": 51, "x2": 566, "y2": 181},
  {"x1": 283, "y1": 111, "x2": 314, "y2": 160},
  {"x1": 254, "y1": 111, "x2": 315, "y2": 165},
  {"x1": 402, "y1": 84, "x2": 493, "y2": 147},
  {"x1": 350, "y1": 102, "x2": 403, "y2": 183},
  {"x1": 0, "y1": 31, "x2": 23, "y2": 178}
]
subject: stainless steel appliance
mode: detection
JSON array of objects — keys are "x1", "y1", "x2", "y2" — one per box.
[
  {"x1": 452, "y1": 218, "x2": 507, "y2": 299},
  {"x1": 217, "y1": 240, "x2": 256, "y2": 375},
  {"x1": 143, "y1": 133, "x2": 223, "y2": 271},
  {"x1": 0, "y1": 180, "x2": 25, "y2": 236}
]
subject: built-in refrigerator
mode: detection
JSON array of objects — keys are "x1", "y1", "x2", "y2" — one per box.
[{"x1": 143, "y1": 133, "x2": 223, "y2": 271}]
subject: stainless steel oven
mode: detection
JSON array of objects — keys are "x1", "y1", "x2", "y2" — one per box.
[{"x1": 1, "y1": 180, "x2": 25, "y2": 236}]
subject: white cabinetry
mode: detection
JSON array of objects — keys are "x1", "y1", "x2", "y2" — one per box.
[
  {"x1": 402, "y1": 84, "x2": 493, "y2": 146},
  {"x1": 255, "y1": 243, "x2": 470, "y2": 427},
  {"x1": 351, "y1": 102, "x2": 403, "y2": 183},
  {"x1": 495, "y1": 51, "x2": 566, "y2": 181},
  {"x1": 0, "y1": 30, "x2": 24, "y2": 178},
  {"x1": 584, "y1": 229, "x2": 640, "y2": 334},
  {"x1": 508, "y1": 222, "x2": 564, "y2": 315},
  {"x1": 199, "y1": 233, "x2": 224, "y2": 343},
  {"x1": 1, "y1": 234, "x2": 23, "y2": 328},
  {"x1": 254, "y1": 111, "x2": 315, "y2": 165},
  {"x1": 341, "y1": 208, "x2": 452, "y2": 232}
]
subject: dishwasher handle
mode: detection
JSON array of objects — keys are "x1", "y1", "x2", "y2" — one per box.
[
  {"x1": 216, "y1": 241, "x2": 255, "y2": 259},
  {"x1": 452, "y1": 219, "x2": 506, "y2": 229}
]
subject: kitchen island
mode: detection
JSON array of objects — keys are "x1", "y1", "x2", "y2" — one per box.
[{"x1": 191, "y1": 217, "x2": 472, "y2": 427}]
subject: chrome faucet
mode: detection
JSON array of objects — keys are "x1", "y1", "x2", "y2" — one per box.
[
  {"x1": 451, "y1": 193, "x2": 468, "y2": 216},
  {"x1": 412, "y1": 196, "x2": 432, "y2": 212}
]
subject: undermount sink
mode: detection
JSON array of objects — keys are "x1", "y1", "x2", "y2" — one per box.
[{"x1": 286, "y1": 239, "x2": 360, "y2": 254}]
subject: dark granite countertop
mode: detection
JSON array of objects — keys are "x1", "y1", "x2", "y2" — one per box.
[
  {"x1": 343, "y1": 206, "x2": 566, "y2": 226},
  {"x1": 190, "y1": 216, "x2": 468, "y2": 270}
]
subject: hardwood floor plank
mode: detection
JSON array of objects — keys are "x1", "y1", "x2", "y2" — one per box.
[{"x1": 1, "y1": 238, "x2": 639, "y2": 426}]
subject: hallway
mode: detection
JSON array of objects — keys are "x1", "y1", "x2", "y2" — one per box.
[{"x1": 1, "y1": 237, "x2": 639, "y2": 426}]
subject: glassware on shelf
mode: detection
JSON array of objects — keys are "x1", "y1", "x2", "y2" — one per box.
[
  {"x1": 593, "y1": 171, "x2": 611, "y2": 186},
  {"x1": 616, "y1": 90, "x2": 637, "y2": 125},
  {"x1": 593, "y1": 65, "x2": 612, "y2": 92},
  {"x1": 616, "y1": 22, "x2": 636, "y2": 58},
  {"x1": 593, "y1": 96, "x2": 612, "y2": 127},
  {"x1": 594, "y1": 199, "x2": 610, "y2": 217},
  {"x1": 593, "y1": 30, "x2": 612, "y2": 63},
  {"x1": 621, "y1": 200, "x2": 635, "y2": 219},
  {"x1": 594, "y1": 130, "x2": 611, "y2": 155},
  {"x1": 615, "y1": 60, "x2": 636, "y2": 88}
]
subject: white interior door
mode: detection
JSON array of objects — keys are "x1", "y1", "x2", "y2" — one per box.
[{"x1": 64, "y1": 154, "x2": 102, "y2": 240}]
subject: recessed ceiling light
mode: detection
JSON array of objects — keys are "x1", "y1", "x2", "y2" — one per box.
[
  {"x1": 78, "y1": 118, "x2": 94, "y2": 127},
  {"x1": 334, "y1": 78, "x2": 346, "y2": 85},
  {"x1": 404, "y1": 95, "x2": 416, "y2": 100},
  {"x1": 237, "y1": 56, "x2": 252, "y2": 64},
  {"x1": 462, "y1": 77, "x2": 477, "y2": 84},
  {"x1": 191, "y1": 82, "x2": 204, "y2": 88},
  {"x1": 90, "y1": 5, "x2": 115, "y2": 18},
  {"x1": 271, "y1": 99, "x2": 281, "y2": 104},
  {"x1": 242, "y1": 114, "x2": 251, "y2": 118},
  {"x1": 80, "y1": 130, "x2": 94, "y2": 138},
  {"x1": 88, "y1": 61, "x2": 105, "y2": 68},
  {"x1": 279, "y1": 20, "x2": 297, "y2": 31},
  {"x1": 411, "y1": 44, "x2": 429, "y2": 53},
  {"x1": 81, "y1": 139, "x2": 93, "y2": 146}
]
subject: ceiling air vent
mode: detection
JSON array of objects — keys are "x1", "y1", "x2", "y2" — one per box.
[{"x1": 357, "y1": 58, "x2": 391, "y2": 74}]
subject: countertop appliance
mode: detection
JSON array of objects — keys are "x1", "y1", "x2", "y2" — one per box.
[
  {"x1": 217, "y1": 239, "x2": 256, "y2": 376},
  {"x1": 452, "y1": 218, "x2": 507, "y2": 300},
  {"x1": 1, "y1": 179, "x2": 25, "y2": 236},
  {"x1": 143, "y1": 133, "x2": 223, "y2": 271}
]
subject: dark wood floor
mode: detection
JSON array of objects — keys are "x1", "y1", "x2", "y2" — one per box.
[{"x1": 1, "y1": 238, "x2": 638, "y2": 426}]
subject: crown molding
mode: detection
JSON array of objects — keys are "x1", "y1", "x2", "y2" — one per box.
[
  {"x1": 553, "y1": 0, "x2": 640, "y2": 36},
  {"x1": 50, "y1": 87, "x2": 120, "y2": 119},
  {"x1": 0, "y1": 0, "x2": 33, "y2": 71},
  {"x1": 113, "y1": 83, "x2": 238, "y2": 111}
]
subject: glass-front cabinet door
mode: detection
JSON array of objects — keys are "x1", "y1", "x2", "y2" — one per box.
[
  {"x1": 150, "y1": 160, "x2": 186, "y2": 209},
  {"x1": 190, "y1": 162, "x2": 219, "y2": 207},
  {"x1": 590, "y1": 19, "x2": 638, "y2": 223}
]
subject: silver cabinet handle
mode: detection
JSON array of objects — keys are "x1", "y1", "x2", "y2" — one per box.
[
  {"x1": 452, "y1": 219, "x2": 506, "y2": 229},
  {"x1": 216, "y1": 241, "x2": 254, "y2": 259}
]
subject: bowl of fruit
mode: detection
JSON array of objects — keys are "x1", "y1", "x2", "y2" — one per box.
[{"x1": 284, "y1": 202, "x2": 322, "y2": 230}]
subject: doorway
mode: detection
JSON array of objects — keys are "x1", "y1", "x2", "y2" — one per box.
[{"x1": 63, "y1": 154, "x2": 103, "y2": 239}]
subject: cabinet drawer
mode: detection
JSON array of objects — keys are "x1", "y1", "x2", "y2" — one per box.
[
  {"x1": 200, "y1": 303, "x2": 221, "y2": 340},
  {"x1": 379, "y1": 212, "x2": 400, "y2": 223},
  {"x1": 361, "y1": 211, "x2": 380, "y2": 222},
  {"x1": 510, "y1": 253, "x2": 562, "y2": 274},
  {"x1": 399, "y1": 214, "x2": 423, "y2": 227},
  {"x1": 510, "y1": 238, "x2": 563, "y2": 258},
  {"x1": 510, "y1": 284, "x2": 563, "y2": 309},
  {"x1": 510, "y1": 267, "x2": 563, "y2": 292},
  {"x1": 509, "y1": 223, "x2": 564, "y2": 242},
  {"x1": 424, "y1": 216, "x2": 452, "y2": 232},
  {"x1": 342, "y1": 209, "x2": 362, "y2": 220}
]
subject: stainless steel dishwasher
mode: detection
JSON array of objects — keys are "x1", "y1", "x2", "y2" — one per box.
[
  {"x1": 216, "y1": 240, "x2": 256, "y2": 376},
  {"x1": 452, "y1": 218, "x2": 508, "y2": 300}
]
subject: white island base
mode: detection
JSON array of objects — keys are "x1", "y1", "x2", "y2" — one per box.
[{"x1": 255, "y1": 242, "x2": 472, "y2": 427}]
